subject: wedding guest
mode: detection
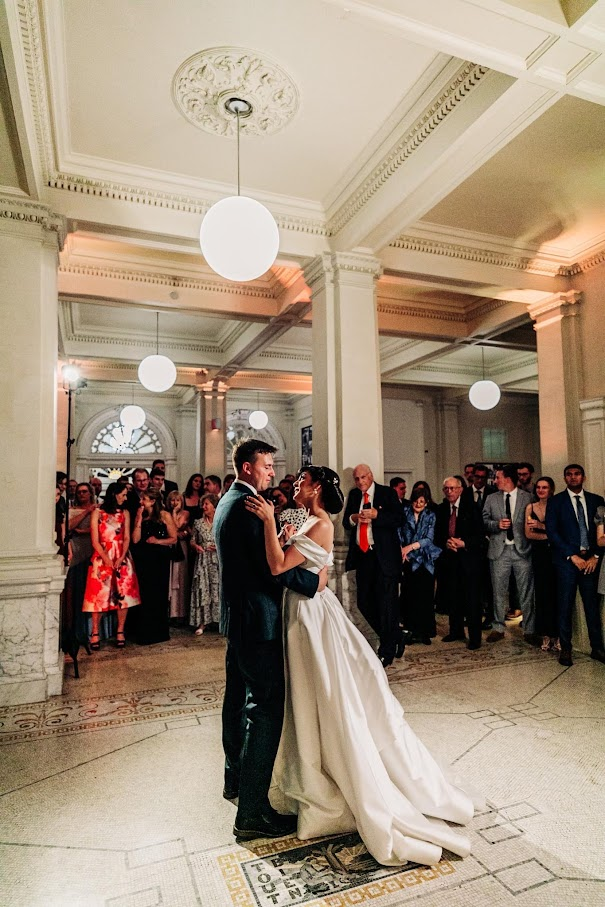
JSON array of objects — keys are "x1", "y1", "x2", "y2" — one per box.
[
  {"x1": 525, "y1": 476, "x2": 558, "y2": 652},
  {"x1": 65, "y1": 482, "x2": 96, "y2": 647},
  {"x1": 166, "y1": 490, "x2": 191, "y2": 623},
  {"x1": 152, "y1": 458, "x2": 178, "y2": 494},
  {"x1": 222, "y1": 473, "x2": 235, "y2": 495},
  {"x1": 130, "y1": 488, "x2": 177, "y2": 645},
  {"x1": 411, "y1": 480, "x2": 438, "y2": 513},
  {"x1": 183, "y1": 473, "x2": 204, "y2": 524},
  {"x1": 67, "y1": 478, "x2": 77, "y2": 505},
  {"x1": 204, "y1": 475, "x2": 222, "y2": 496},
  {"x1": 596, "y1": 501, "x2": 605, "y2": 603},
  {"x1": 190, "y1": 493, "x2": 221, "y2": 634},
  {"x1": 90, "y1": 475, "x2": 103, "y2": 501},
  {"x1": 82, "y1": 483, "x2": 140, "y2": 650},
  {"x1": 399, "y1": 490, "x2": 441, "y2": 645}
]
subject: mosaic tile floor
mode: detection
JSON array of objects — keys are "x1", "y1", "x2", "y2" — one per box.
[{"x1": 1, "y1": 623, "x2": 604, "y2": 906}]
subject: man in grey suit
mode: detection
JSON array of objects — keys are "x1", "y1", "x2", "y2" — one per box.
[{"x1": 482, "y1": 464, "x2": 536, "y2": 643}]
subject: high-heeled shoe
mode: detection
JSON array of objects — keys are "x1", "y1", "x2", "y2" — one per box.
[
  {"x1": 90, "y1": 633, "x2": 100, "y2": 651},
  {"x1": 116, "y1": 632, "x2": 125, "y2": 649}
]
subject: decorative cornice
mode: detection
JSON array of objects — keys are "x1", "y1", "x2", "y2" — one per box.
[
  {"x1": 528, "y1": 291, "x2": 582, "y2": 322},
  {"x1": 58, "y1": 263, "x2": 275, "y2": 298},
  {"x1": 327, "y1": 62, "x2": 489, "y2": 237},
  {"x1": 14, "y1": 0, "x2": 55, "y2": 179},
  {"x1": 258, "y1": 350, "x2": 312, "y2": 362},
  {"x1": 568, "y1": 247, "x2": 605, "y2": 275},
  {"x1": 304, "y1": 252, "x2": 382, "y2": 289},
  {"x1": 48, "y1": 172, "x2": 328, "y2": 235},
  {"x1": 389, "y1": 233, "x2": 566, "y2": 277},
  {"x1": 0, "y1": 195, "x2": 66, "y2": 247},
  {"x1": 377, "y1": 301, "x2": 465, "y2": 323}
]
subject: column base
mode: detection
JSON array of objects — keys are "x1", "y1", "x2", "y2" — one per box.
[{"x1": 0, "y1": 553, "x2": 66, "y2": 705}]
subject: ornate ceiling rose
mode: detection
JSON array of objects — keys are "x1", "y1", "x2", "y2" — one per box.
[{"x1": 172, "y1": 46, "x2": 299, "y2": 137}]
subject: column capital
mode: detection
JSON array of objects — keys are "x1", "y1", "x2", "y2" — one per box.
[
  {"x1": 528, "y1": 290, "x2": 582, "y2": 328},
  {"x1": 303, "y1": 251, "x2": 382, "y2": 292},
  {"x1": 0, "y1": 193, "x2": 67, "y2": 250}
]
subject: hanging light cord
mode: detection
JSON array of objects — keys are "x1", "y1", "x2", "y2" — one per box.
[{"x1": 236, "y1": 108, "x2": 241, "y2": 196}]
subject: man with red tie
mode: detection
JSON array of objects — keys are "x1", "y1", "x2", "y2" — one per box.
[{"x1": 343, "y1": 464, "x2": 404, "y2": 667}]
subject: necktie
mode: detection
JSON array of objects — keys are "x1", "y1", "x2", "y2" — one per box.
[
  {"x1": 448, "y1": 504, "x2": 456, "y2": 538},
  {"x1": 475, "y1": 488, "x2": 482, "y2": 506},
  {"x1": 575, "y1": 495, "x2": 589, "y2": 550},
  {"x1": 505, "y1": 494, "x2": 514, "y2": 540},
  {"x1": 359, "y1": 492, "x2": 370, "y2": 552}
]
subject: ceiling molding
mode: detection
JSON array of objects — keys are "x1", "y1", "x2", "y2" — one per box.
[
  {"x1": 58, "y1": 262, "x2": 276, "y2": 299},
  {"x1": 377, "y1": 301, "x2": 466, "y2": 323},
  {"x1": 326, "y1": 61, "x2": 489, "y2": 238},
  {"x1": 0, "y1": 193, "x2": 66, "y2": 245}
]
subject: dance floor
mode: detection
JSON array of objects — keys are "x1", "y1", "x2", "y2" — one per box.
[{"x1": 1, "y1": 619, "x2": 604, "y2": 906}]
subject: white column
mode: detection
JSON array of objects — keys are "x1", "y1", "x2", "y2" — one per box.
[
  {"x1": 305, "y1": 252, "x2": 384, "y2": 482},
  {"x1": 304, "y1": 252, "x2": 383, "y2": 617},
  {"x1": 529, "y1": 292, "x2": 584, "y2": 479},
  {"x1": 196, "y1": 382, "x2": 227, "y2": 476},
  {"x1": 0, "y1": 196, "x2": 66, "y2": 704},
  {"x1": 435, "y1": 400, "x2": 461, "y2": 481},
  {"x1": 580, "y1": 398, "x2": 605, "y2": 496}
]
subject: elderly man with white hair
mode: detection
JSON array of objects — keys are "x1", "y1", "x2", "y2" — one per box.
[{"x1": 343, "y1": 464, "x2": 405, "y2": 668}]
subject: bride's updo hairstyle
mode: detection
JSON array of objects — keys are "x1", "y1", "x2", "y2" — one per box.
[{"x1": 300, "y1": 465, "x2": 345, "y2": 514}]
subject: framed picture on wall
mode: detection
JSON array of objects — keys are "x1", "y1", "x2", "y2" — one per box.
[{"x1": 301, "y1": 425, "x2": 312, "y2": 467}]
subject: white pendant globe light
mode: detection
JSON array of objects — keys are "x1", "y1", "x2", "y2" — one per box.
[
  {"x1": 249, "y1": 409, "x2": 269, "y2": 430},
  {"x1": 138, "y1": 312, "x2": 177, "y2": 393},
  {"x1": 199, "y1": 98, "x2": 279, "y2": 282},
  {"x1": 469, "y1": 347, "x2": 501, "y2": 410},
  {"x1": 120, "y1": 404, "x2": 146, "y2": 430},
  {"x1": 469, "y1": 379, "x2": 501, "y2": 410}
]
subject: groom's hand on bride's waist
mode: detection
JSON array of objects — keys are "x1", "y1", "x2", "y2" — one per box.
[{"x1": 317, "y1": 566, "x2": 328, "y2": 592}]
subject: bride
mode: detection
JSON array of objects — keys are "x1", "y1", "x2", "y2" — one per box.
[{"x1": 245, "y1": 465, "x2": 479, "y2": 867}]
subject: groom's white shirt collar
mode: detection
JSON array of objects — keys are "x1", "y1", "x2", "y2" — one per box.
[{"x1": 234, "y1": 478, "x2": 257, "y2": 495}]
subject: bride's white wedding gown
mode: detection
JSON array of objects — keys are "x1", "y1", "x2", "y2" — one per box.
[{"x1": 269, "y1": 516, "x2": 479, "y2": 867}]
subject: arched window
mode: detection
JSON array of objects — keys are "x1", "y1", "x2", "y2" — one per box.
[{"x1": 91, "y1": 420, "x2": 162, "y2": 455}]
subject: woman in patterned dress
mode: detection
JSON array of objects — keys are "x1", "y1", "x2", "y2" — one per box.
[
  {"x1": 190, "y1": 493, "x2": 220, "y2": 634},
  {"x1": 166, "y1": 490, "x2": 191, "y2": 622},
  {"x1": 82, "y1": 483, "x2": 140, "y2": 650}
]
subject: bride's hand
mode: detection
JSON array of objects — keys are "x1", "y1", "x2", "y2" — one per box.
[
  {"x1": 281, "y1": 523, "x2": 296, "y2": 542},
  {"x1": 245, "y1": 494, "x2": 274, "y2": 523}
]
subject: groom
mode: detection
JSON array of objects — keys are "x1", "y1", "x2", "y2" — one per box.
[{"x1": 214, "y1": 438, "x2": 327, "y2": 840}]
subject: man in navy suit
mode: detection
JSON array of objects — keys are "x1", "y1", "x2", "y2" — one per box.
[
  {"x1": 545, "y1": 463, "x2": 605, "y2": 667},
  {"x1": 214, "y1": 439, "x2": 327, "y2": 840},
  {"x1": 343, "y1": 464, "x2": 404, "y2": 667}
]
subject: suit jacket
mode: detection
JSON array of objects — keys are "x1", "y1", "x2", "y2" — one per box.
[
  {"x1": 545, "y1": 489, "x2": 605, "y2": 564},
  {"x1": 343, "y1": 483, "x2": 402, "y2": 577},
  {"x1": 434, "y1": 496, "x2": 486, "y2": 566},
  {"x1": 483, "y1": 489, "x2": 533, "y2": 560},
  {"x1": 163, "y1": 479, "x2": 178, "y2": 495},
  {"x1": 461, "y1": 484, "x2": 496, "y2": 511},
  {"x1": 214, "y1": 481, "x2": 319, "y2": 645}
]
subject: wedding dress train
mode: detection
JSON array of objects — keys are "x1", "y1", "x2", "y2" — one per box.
[{"x1": 270, "y1": 516, "x2": 479, "y2": 867}]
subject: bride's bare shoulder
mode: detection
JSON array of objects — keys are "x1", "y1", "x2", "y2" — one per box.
[{"x1": 305, "y1": 516, "x2": 334, "y2": 549}]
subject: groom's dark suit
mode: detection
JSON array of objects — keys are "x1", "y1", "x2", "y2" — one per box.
[{"x1": 214, "y1": 480, "x2": 319, "y2": 827}]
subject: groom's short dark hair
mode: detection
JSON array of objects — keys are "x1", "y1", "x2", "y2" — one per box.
[{"x1": 232, "y1": 438, "x2": 277, "y2": 472}]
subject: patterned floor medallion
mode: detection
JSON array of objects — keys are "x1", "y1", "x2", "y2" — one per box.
[{"x1": 216, "y1": 833, "x2": 456, "y2": 907}]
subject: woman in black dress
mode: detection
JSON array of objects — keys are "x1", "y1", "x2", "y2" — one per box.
[
  {"x1": 525, "y1": 476, "x2": 558, "y2": 652},
  {"x1": 130, "y1": 488, "x2": 177, "y2": 644}
]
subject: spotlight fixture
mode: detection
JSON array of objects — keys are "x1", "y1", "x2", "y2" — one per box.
[{"x1": 199, "y1": 97, "x2": 279, "y2": 282}]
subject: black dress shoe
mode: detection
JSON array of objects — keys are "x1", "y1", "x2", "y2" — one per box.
[
  {"x1": 590, "y1": 649, "x2": 605, "y2": 664},
  {"x1": 234, "y1": 812, "x2": 297, "y2": 840},
  {"x1": 467, "y1": 641, "x2": 481, "y2": 650},
  {"x1": 559, "y1": 649, "x2": 573, "y2": 667},
  {"x1": 395, "y1": 629, "x2": 413, "y2": 658},
  {"x1": 223, "y1": 786, "x2": 239, "y2": 802},
  {"x1": 442, "y1": 634, "x2": 466, "y2": 643},
  {"x1": 379, "y1": 655, "x2": 394, "y2": 669},
  {"x1": 481, "y1": 620, "x2": 493, "y2": 631}
]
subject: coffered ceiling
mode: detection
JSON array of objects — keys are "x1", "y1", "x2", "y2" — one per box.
[{"x1": 3, "y1": 0, "x2": 605, "y2": 403}]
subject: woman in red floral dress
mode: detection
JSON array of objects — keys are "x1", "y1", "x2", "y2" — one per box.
[{"x1": 82, "y1": 483, "x2": 141, "y2": 649}]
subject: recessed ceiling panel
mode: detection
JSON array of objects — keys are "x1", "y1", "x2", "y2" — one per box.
[{"x1": 61, "y1": 0, "x2": 439, "y2": 201}]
